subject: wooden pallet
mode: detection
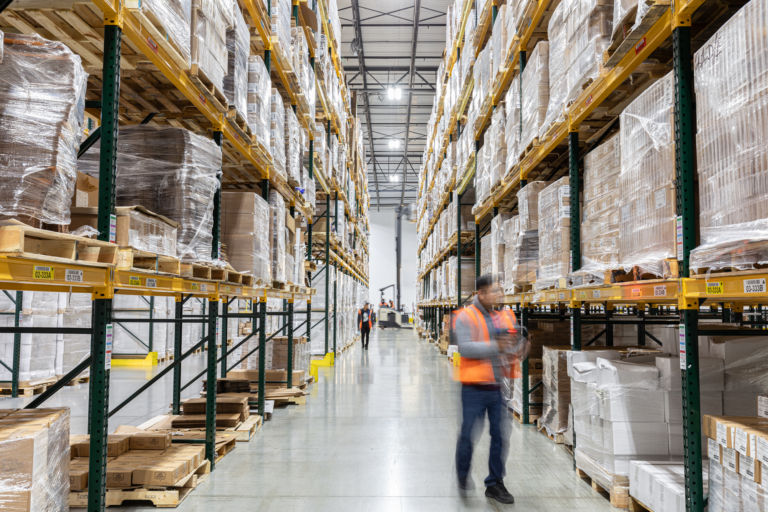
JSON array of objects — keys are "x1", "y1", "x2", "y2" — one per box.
[
  {"x1": 607, "y1": 258, "x2": 678, "y2": 283},
  {"x1": 505, "y1": 283, "x2": 534, "y2": 294},
  {"x1": 225, "y1": 107, "x2": 254, "y2": 145},
  {"x1": 63, "y1": 375, "x2": 90, "y2": 387},
  {"x1": 0, "y1": 222, "x2": 118, "y2": 266},
  {"x1": 576, "y1": 467, "x2": 629, "y2": 509},
  {"x1": 0, "y1": 377, "x2": 57, "y2": 397},
  {"x1": 628, "y1": 496, "x2": 652, "y2": 512},
  {"x1": 186, "y1": 64, "x2": 228, "y2": 114},
  {"x1": 69, "y1": 459, "x2": 210, "y2": 508},
  {"x1": 229, "y1": 414, "x2": 261, "y2": 442},
  {"x1": 117, "y1": 248, "x2": 180, "y2": 275},
  {"x1": 271, "y1": 280, "x2": 287, "y2": 290},
  {"x1": 603, "y1": 0, "x2": 671, "y2": 67},
  {"x1": 272, "y1": 394, "x2": 306, "y2": 406},
  {"x1": 180, "y1": 262, "x2": 212, "y2": 280},
  {"x1": 510, "y1": 409, "x2": 542, "y2": 425},
  {"x1": 536, "y1": 418, "x2": 565, "y2": 444},
  {"x1": 212, "y1": 268, "x2": 243, "y2": 284},
  {"x1": 519, "y1": 138, "x2": 541, "y2": 162}
]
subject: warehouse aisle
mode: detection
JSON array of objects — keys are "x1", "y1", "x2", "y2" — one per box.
[{"x1": 146, "y1": 328, "x2": 612, "y2": 512}]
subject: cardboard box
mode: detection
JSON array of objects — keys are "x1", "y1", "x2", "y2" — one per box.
[
  {"x1": 132, "y1": 462, "x2": 184, "y2": 486},
  {"x1": 106, "y1": 463, "x2": 134, "y2": 488},
  {"x1": 72, "y1": 170, "x2": 100, "y2": 208},
  {"x1": 70, "y1": 467, "x2": 88, "y2": 491},
  {"x1": 129, "y1": 432, "x2": 172, "y2": 451},
  {"x1": 759, "y1": 395, "x2": 768, "y2": 418}
]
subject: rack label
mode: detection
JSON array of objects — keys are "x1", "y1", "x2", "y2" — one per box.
[
  {"x1": 654, "y1": 285, "x2": 666, "y2": 297},
  {"x1": 570, "y1": 316, "x2": 574, "y2": 345},
  {"x1": 33, "y1": 266, "x2": 53, "y2": 280},
  {"x1": 129, "y1": 276, "x2": 141, "y2": 286},
  {"x1": 706, "y1": 282, "x2": 723, "y2": 294},
  {"x1": 593, "y1": 290, "x2": 601, "y2": 298},
  {"x1": 191, "y1": 283, "x2": 199, "y2": 291},
  {"x1": 676, "y1": 216, "x2": 683, "y2": 260},
  {"x1": 105, "y1": 324, "x2": 113, "y2": 371},
  {"x1": 201, "y1": 284, "x2": 207, "y2": 292},
  {"x1": 559, "y1": 292, "x2": 565, "y2": 300},
  {"x1": 579, "y1": 291, "x2": 586, "y2": 299},
  {"x1": 236, "y1": 288, "x2": 242, "y2": 295},
  {"x1": 679, "y1": 323, "x2": 686, "y2": 369},
  {"x1": 65, "y1": 269, "x2": 83, "y2": 283},
  {"x1": 631, "y1": 288, "x2": 641, "y2": 298},
  {"x1": 744, "y1": 278, "x2": 766, "y2": 294},
  {"x1": 146, "y1": 278, "x2": 157, "y2": 288},
  {"x1": 635, "y1": 37, "x2": 647, "y2": 54},
  {"x1": 109, "y1": 214, "x2": 117, "y2": 243}
]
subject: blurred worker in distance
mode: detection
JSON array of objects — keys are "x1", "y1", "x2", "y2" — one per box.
[
  {"x1": 389, "y1": 300, "x2": 394, "y2": 308},
  {"x1": 453, "y1": 274, "x2": 529, "y2": 504},
  {"x1": 357, "y1": 302, "x2": 372, "y2": 350}
]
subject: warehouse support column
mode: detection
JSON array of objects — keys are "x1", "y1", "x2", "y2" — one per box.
[
  {"x1": 673, "y1": 16, "x2": 704, "y2": 511},
  {"x1": 173, "y1": 298, "x2": 183, "y2": 413},
  {"x1": 221, "y1": 298, "x2": 231, "y2": 378},
  {"x1": 325, "y1": 193, "x2": 330, "y2": 355},
  {"x1": 457, "y1": 191, "x2": 462, "y2": 308},
  {"x1": 568, "y1": 127, "x2": 582, "y2": 468},
  {"x1": 475, "y1": 221, "x2": 480, "y2": 279},
  {"x1": 258, "y1": 297, "x2": 267, "y2": 416},
  {"x1": 520, "y1": 305, "x2": 530, "y2": 425},
  {"x1": 287, "y1": 297, "x2": 294, "y2": 388},
  {"x1": 11, "y1": 291, "x2": 22, "y2": 398},
  {"x1": 88, "y1": 18, "x2": 121, "y2": 512},
  {"x1": 205, "y1": 297, "x2": 218, "y2": 468},
  {"x1": 333, "y1": 193, "x2": 338, "y2": 355}
]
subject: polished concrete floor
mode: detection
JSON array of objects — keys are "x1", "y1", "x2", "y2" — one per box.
[{"x1": 2, "y1": 327, "x2": 613, "y2": 511}]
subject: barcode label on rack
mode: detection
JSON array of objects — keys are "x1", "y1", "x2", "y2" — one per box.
[
  {"x1": 631, "y1": 288, "x2": 641, "y2": 298},
  {"x1": 706, "y1": 282, "x2": 723, "y2": 294},
  {"x1": 679, "y1": 323, "x2": 686, "y2": 369},
  {"x1": 33, "y1": 266, "x2": 53, "y2": 280},
  {"x1": 109, "y1": 214, "x2": 117, "y2": 243},
  {"x1": 201, "y1": 284, "x2": 208, "y2": 292},
  {"x1": 105, "y1": 324, "x2": 113, "y2": 371},
  {"x1": 237, "y1": 288, "x2": 242, "y2": 295},
  {"x1": 191, "y1": 283, "x2": 199, "y2": 291},
  {"x1": 744, "y1": 278, "x2": 766, "y2": 294},
  {"x1": 65, "y1": 269, "x2": 83, "y2": 283},
  {"x1": 593, "y1": 290, "x2": 601, "y2": 298},
  {"x1": 146, "y1": 278, "x2": 157, "y2": 288},
  {"x1": 654, "y1": 285, "x2": 666, "y2": 296},
  {"x1": 129, "y1": 276, "x2": 141, "y2": 286}
]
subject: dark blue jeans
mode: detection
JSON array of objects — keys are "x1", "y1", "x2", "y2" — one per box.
[{"x1": 456, "y1": 385, "x2": 506, "y2": 487}]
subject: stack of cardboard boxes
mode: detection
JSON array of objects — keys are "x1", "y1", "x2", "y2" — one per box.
[{"x1": 537, "y1": 177, "x2": 572, "y2": 289}]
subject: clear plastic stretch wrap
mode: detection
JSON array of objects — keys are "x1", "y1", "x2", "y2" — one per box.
[
  {"x1": 0, "y1": 408, "x2": 70, "y2": 512},
  {"x1": 565, "y1": 0, "x2": 613, "y2": 106},
  {"x1": 269, "y1": 190, "x2": 286, "y2": 283},
  {"x1": 631, "y1": 461, "x2": 712, "y2": 512},
  {"x1": 0, "y1": 33, "x2": 87, "y2": 225},
  {"x1": 578, "y1": 133, "x2": 620, "y2": 278},
  {"x1": 224, "y1": 4, "x2": 249, "y2": 118},
  {"x1": 272, "y1": 0, "x2": 292, "y2": 59},
  {"x1": 618, "y1": 72, "x2": 675, "y2": 277},
  {"x1": 270, "y1": 89, "x2": 287, "y2": 180},
  {"x1": 537, "y1": 177, "x2": 572, "y2": 288},
  {"x1": 491, "y1": 213, "x2": 512, "y2": 283},
  {"x1": 489, "y1": 107, "x2": 507, "y2": 189},
  {"x1": 79, "y1": 125, "x2": 222, "y2": 262},
  {"x1": 0, "y1": 292, "x2": 57, "y2": 383},
  {"x1": 315, "y1": 122, "x2": 328, "y2": 173},
  {"x1": 57, "y1": 293, "x2": 91, "y2": 378},
  {"x1": 480, "y1": 233, "x2": 492, "y2": 275},
  {"x1": 508, "y1": 182, "x2": 546, "y2": 285},
  {"x1": 112, "y1": 0, "x2": 192, "y2": 66},
  {"x1": 247, "y1": 56, "x2": 270, "y2": 149},
  {"x1": 492, "y1": 5, "x2": 507, "y2": 81},
  {"x1": 301, "y1": 167, "x2": 316, "y2": 210},
  {"x1": 284, "y1": 107, "x2": 301, "y2": 183},
  {"x1": 503, "y1": 216, "x2": 520, "y2": 293},
  {"x1": 520, "y1": 42, "x2": 549, "y2": 152},
  {"x1": 612, "y1": 0, "x2": 638, "y2": 40},
  {"x1": 191, "y1": 0, "x2": 230, "y2": 92},
  {"x1": 691, "y1": 2, "x2": 768, "y2": 273},
  {"x1": 222, "y1": 192, "x2": 271, "y2": 284},
  {"x1": 505, "y1": 76, "x2": 521, "y2": 173},
  {"x1": 543, "y1": 1, "x2": 567, "y2": 136}
]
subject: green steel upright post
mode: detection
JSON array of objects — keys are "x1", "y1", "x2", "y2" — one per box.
[
  {"x1": 221, "y1": 298, "x2": 230, "y2": 378},
  {"x1": 287, "y1": 297, "x2": 294, "y2": 388},
  {"x1": 333, "y1": 260, "x2": 338, "y2": 355},
  {"x1": 457, "y1": 192, "x2": 462, "y2": 308},
  {"x1": 325, "y1": 193, "x2": 330, "y2": 354},
  {"x1": 673, "y1": 24, "x2": 704, "y2": 512},
  {"x1": 148, "y1": 296, "x2": 154, "y2": 353},
  {"x1": 11, "y1": 291, "x2": 21, "y2": 398},
  {"x1": 492, "y1": 5, "x2": 498, "y2": 24},
  {"x1": 569, "y1": 128, "x2": 582, "y2": 468},
  {"x1": 258, "y1": 298, "x2": 267, "y2": 416},
  {"x1": 173, "y1": 297, "x2": 183, "y2": 413},
  {"x1": 520, "y1": 306, "x2": 530, "y2": 425},
  {"x1": 212, "y1": 131, "x2": 223, "y2": 260},
  {"x1": 308, "y1": 139, "x2": 314, "y2": 262},
  {"x1": 475, "y1": 221, "x2": 480, "y2": 278},
  {"x1": 264, "y1": 0, "x2": 271, "y2": 72},
  {"x1": 88, "y1": 21, "x2": 121, "y2": 512},
  {"x1": 205, "y1": 298, "x2": 218, "y2": 468}
]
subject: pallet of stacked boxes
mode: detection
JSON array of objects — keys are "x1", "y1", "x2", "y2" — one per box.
[
  {"x1": 270, "y1": 90, "x2": 288, "y2": 181},
  {"x1": 224, "y1": 3, "x2": 252, "y2": 141},
  {"x1": 505, "y1": 76, "x2": 521, "y2": 176},
  {"x1": 536, "y1": 177, "x2": 572, "y2": 290},
  {"x1": 520, "y1": 42, "x2": 549, "y2": 157},
  {"x1": 541, "y1": 1, "x2": 567, "y2": 140},
  {"x1": 0, "y1": 408, "x2": 70, "y2": 511},
  {"x1": 188, "y1": 0, "x2": 232, "y2": 113},
  {"x1": 491, "y1": 213, "x2": 511, "y2": 282},
  {"x1": 222, "y1": 192, "x2": 271, "y2": 286},
  {"x1": 504, "y1": 182, "x2": 546, "y2": 291},
  {"x1": 269, "y1": 191, "x2": 287, "y2": 287},
  {"x1": 247, "y1": 55, "x2": 271, "y2": 157}
]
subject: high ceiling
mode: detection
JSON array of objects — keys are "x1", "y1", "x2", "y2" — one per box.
[{"x1": 338, "y1": 0, "x2": 449, "y2": 210}]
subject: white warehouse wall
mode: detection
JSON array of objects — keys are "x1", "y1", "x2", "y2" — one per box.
[{"x1": 369, "y1": 210, "x2": 418, "y2": 313}]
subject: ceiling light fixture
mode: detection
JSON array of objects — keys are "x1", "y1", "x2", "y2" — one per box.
[
  {"x1": 395, "y1": 87, "x2": 402, "y2": 100},
  {"x1": 389, "y1": 140, "x2": 400, "y2": 149},
  {"x1": 387, "y1": 87, "x2": 395, "y2": 100}
]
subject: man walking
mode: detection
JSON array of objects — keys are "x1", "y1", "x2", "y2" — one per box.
[
  {"x1": 358, "y1": 302, "x2": 372, "y2": 350},
  {"x1": 453, "y1": 275, "x2": 528, "y2": 504}
]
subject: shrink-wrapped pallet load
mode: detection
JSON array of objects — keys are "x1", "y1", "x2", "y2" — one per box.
[
  {"x1": 537, "y1": 177, "x2": 572, "y2": 288},
  {"x1": 489, "y1": 108, "x2": 507, "y2": 190},
  {"x1": 618, "y1": 73, "x2": 675, "y2": 277},
  {"x1": 576, "y1": 134, "x2": 620, "y2": 283},
  {"x1": 520, "y1": 42, "x2": 549, "y2": 153},
  {"x1": 565, "y1": 0, "x2": 613, "y2": 105},
  {"x1": 0, "y1": 33, "x2": 87, "y2": 225},
  {"x1": 79, "y1": 125, "x2": 222, "y2": 263},
  {"x1": 191, "y1": 0, "x2": 231, "y2": 92},
  {"x1": 492, "y1": 5, "x2": 508, "y2": 81},
  {"x1": 491, "y1": 213, "x2": 512, "y2": 281},
  {"x1": 270, "y1": 89, "x2": 287, "y2": 180},
  {"x1": 543, "y1": 1, "x2": 567, "y2": 136},
  {"x1": 284, "y1": 107, "x2": 301, "y2": 183},
  {"x1": 247, "y1": 55, "x2": 271, "y2": 150},
  {"x1": 269, "y1": 190, "x2": 286, "y2": 283},
  {"x1": 224, "y1": 4, "x2": 249, "y2": 120},
  {"x1": 507, "y1": 182, "x2": 547, "y2": 286},
  {"x1": 222, "y1": 192, "x2": 271, "y2": 284},
  {"x1": 56, "y1": 293, "x2": 91, "y2": 378},
  {"x1": 474, "y1": 143, "x2": 490, "y2": 208},
  {"x1": 505, "y1": 76, "x2": 521, "y2": 174},
  {"x1": 0, "y1": 292, "x2": 57, "y2": 383},
  {"x1": 691, "y1": 0, "x2": 768, "y2": 272},
  {"x1": 0, "y1": 408, "x2": 70, "y2": 512},
  {"x1": 503, "y1": 216, "x2": 520, "y2": 293}
]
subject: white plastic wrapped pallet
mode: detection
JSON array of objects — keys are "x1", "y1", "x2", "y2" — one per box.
[
  {"x1": 537, "y1": 177, "x2": 571, "y2": 288},
  {"x1": 270, "y1": 89, "x2": 287, "y2": 180},
  {"x1": 222, "y1": 191, "x2": 271, "y2": 284},
  {"x1": 543, "y1": 1, "x2": 567, "y2": 136},
  {"x1": 247, "y1": 55, "x2": 271, "y2": 149},
  {"x1": 520, "y1": 42, "x2": 549, "y2": 152},
  {"x1": 0, "y1": 292, "x2": 57, "y2": 383},
  {"x1": 565, "y1": 0, "x2": 613, "y2": 106},
  {"x1": 224, "y1": 3, "x2": 249, "y2": 118},
  {"x1": 191, "y1": 0, "x2": 231, "y2": 92},
  {"x1": 269, "y1": 190, "x2": 287, "y2": 283}
]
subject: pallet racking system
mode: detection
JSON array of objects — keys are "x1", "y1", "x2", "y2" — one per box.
[
  {"x1": 415, "y1": 0, "x2": 765, "y2": 509},
  {"x1": 0, "y1": 0, "x2": 369, "y2": 510}
]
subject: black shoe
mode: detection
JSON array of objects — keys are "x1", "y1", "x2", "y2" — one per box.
[
  {"x1": 458, "y1": 476, "x2": 475, "y2": 497},
  {"x1": 485, "y1": 482, "x2": 514, "y2": 504}
]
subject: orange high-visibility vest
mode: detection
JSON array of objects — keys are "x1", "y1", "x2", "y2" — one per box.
[
  {"x1": 457, "y1": 305, "x2": 521, "y2": 384},
  {"x1": 359, "y1": 309, "x2": 372, "y2": 329}
]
